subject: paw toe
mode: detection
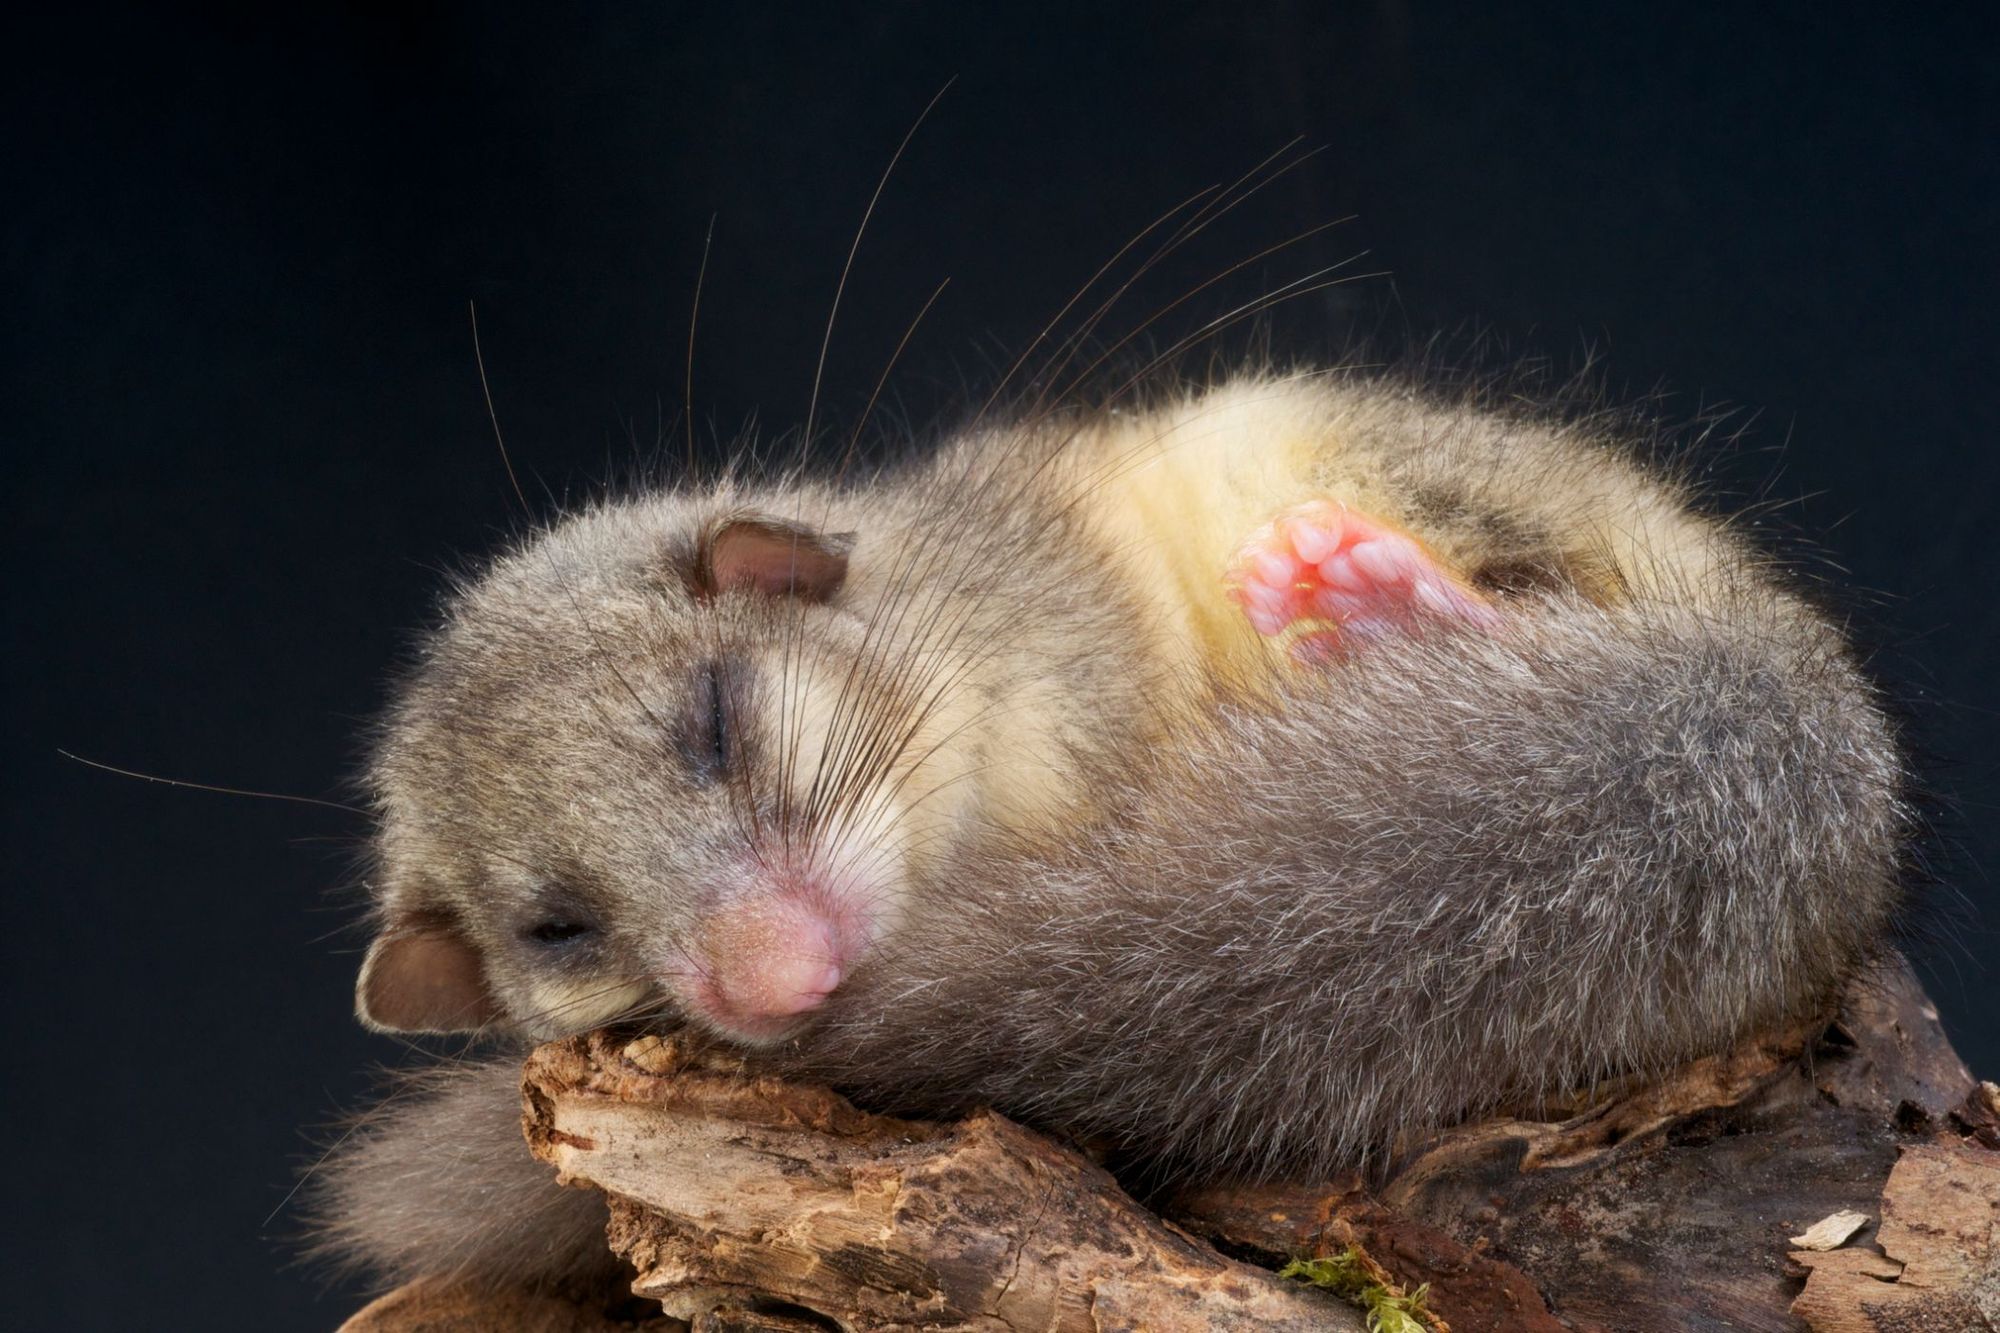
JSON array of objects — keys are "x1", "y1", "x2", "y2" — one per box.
[{"x1": 1224, "y1": 500, "x2": 1494, "y2": 649}]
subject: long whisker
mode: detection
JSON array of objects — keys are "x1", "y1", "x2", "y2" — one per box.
[
  {"x1": 1040, "y1": 216, "x2": 1356, "y2": 415},
  {"x1": 801, "y1": 78, "x2": 954, "y2": 458},
  {"x1": 1097, "y1": 265, "x2": 1380, "y2": 408},
  {"x1": 685, "y1": 213, "x2": 717, "y2": 477},
  {"x1": 1018, "y1": 141, "x2": 1323, "y2": 425},
  {"x1": 838, "y1": 276, "x2": 952, "y2": 486},
  {"x1": 963, "y1": 178, "x2": 1224, "y2": 433},
  {"x1": 469, "y1": 300, "x2": 531, "y2": 518},
  {"x1": 58, "y1": 749, "x2": 365, "y2": 816}
]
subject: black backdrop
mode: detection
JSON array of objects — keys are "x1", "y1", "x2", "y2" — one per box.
[{"x1": 7, "y1": 4, "x2": 1994, "y2": 1327}]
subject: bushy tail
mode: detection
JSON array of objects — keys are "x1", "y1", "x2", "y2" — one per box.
[
  {"x1": 796, "y1": 582, "x2": 1909, "y2": 1178},
  {"x1": 301, "y1": 1052, "x2": 622, "y2": 1294}
]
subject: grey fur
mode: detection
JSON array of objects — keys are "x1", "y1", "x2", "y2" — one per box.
[
  {"x1": 789, "y1": 589, "x2": 1905, "y2": 1176},
  {"x1": 308, "y1": 372, "x2": 1908, "y2": 1289},
  {"x1": 303, "y1": 1055, "x2": 623, "y2": 1292}
]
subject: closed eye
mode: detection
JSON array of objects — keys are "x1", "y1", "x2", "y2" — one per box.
[
  {"x1": 515, "y1": 880, "x2": 603, "y2": 952},
  {"x1": 684, "y1": 659, "x2": 733, "y2": 784},
  {"x1": 525, "y1": 919, "x2": 595, "y2": 945}
]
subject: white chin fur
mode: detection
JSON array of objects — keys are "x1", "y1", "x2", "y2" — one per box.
[{"x1": 519, "y1": 976, "x2": 652, "y2": 1039}]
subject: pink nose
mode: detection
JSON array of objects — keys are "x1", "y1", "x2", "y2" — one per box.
[{"x1": 696, "y1": 897, "x2": 846, "y2": 1032}]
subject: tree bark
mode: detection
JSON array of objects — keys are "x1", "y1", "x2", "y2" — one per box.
[
  {"x1": 519, "y1": 1030, "x2": 1364, "y2": 1331},
  {"x1": 343, "y1": 956, "x2": 1997, "y2": 1332}
]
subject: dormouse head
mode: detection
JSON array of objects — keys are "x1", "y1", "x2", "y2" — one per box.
[{"x1": 353, "y1": 492, "x2": 978, "y2": 1046}]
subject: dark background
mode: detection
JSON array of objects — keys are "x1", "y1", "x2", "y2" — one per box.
[{"x1": 6, "y1": 3, "x2": 1994, "y2": 1327}]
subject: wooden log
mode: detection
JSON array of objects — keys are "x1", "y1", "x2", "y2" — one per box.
[
  {"x1": 346, "y1": 956, "x2": 1996, "y2": 1331},
  {"x1": 519, "y1": 1031, "x2": 1365, "y2": 1331}
]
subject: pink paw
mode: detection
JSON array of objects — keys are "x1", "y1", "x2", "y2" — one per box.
[{"x1": 1224, "y1": 500, "x2": 1499, "y2": 651}]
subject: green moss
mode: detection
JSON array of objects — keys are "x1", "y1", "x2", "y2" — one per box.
[{"x1": 1279, "y1": 1247, "x2": 1436, "y2": 1333}]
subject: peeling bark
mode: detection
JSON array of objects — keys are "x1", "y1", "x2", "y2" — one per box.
[
  {"x1": 521, "y1": 1032, "x2": 1363, "y2": 1331},
  {"x1": 1789, "y1": 1141, "x2": 1999, "y2": 1332}
]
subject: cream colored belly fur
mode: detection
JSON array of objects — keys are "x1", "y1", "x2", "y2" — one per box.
[{"x1": 1066, "y1": 379, "x2": 1406, "y2": 684}]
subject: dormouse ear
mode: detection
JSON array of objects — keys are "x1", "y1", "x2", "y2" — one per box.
[
  {"x1": 699, "y1": 516, "x2": 853, "y2": 603},
  {"x1": 355, "y1": 917, "x2": 502, "y2": 1034}
]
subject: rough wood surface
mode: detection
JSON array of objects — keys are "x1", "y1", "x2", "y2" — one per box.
[
  {"x1": 521, "y1": 1031, "x2": 1364, "y2": 1331},
  {"x1": 1789, "y1": 1141, "x2": 1999, "y2": 1331},
  {"x1": 1171, "y1": 959, "x2": 1997, "y2": 1333},
  {"x1": 347, "y1": 957, "x2": 1996, "y2": 1331}
]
